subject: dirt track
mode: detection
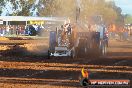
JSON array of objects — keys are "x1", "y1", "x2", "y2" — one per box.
[{"x1": 0, "y1": 38, "x2": 132, "y2": 88}]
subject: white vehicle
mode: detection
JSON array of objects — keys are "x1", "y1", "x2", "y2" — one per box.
[
  {"x1": 50, "y1": 47, "x2": 71, "y2": 57},
  {"x1": 48, "y1": 25, "x2": 75, "y2": 58}
]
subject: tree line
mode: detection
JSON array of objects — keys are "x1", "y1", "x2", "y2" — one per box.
[{"x1": 0, "y1": 0, "x2": 131, "y2": 25}]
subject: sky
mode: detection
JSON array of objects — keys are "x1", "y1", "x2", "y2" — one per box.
[{"x1": 106, "y1": 0, "x2": 132, "y2": 15}]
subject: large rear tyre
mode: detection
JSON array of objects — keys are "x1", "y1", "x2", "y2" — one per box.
[
  {"x1": 47, "y1": 50, "x2": 51, "y2": 59},
  {"x1": 101, "y1": 43, "x2": 107, "y2": 56}
]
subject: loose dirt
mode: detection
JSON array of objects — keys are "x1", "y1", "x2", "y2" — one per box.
[{"x1": 0, "y1": 38, "x2": 131, "y2": 88}]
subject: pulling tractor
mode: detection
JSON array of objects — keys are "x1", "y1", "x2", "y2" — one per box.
[
  {"x1": 48, "y1": 1, "x2": 108, "y2": 58},
  {"x1": 48, "y1": 22, "x2": 108, "y2": 59}
]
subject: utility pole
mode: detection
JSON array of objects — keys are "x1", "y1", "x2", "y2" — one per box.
[{"x1": 75, "y1": 0, "x2": 81, "y2": 23}]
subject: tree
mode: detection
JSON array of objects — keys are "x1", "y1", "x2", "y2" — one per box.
[
  {"x1": 124, "y1": 14, "x2": 132, "y2": 24},
  {"x1": 39, "y1": 0, "x2": 76, "y2": 17},
  {"x1": 0, "y1": 0, "x2": 45, "y2": 16},
  {"x1": 0, "y1": 0, "x2": 5, "y2": 15}
]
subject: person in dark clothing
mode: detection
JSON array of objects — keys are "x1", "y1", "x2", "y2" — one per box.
[
  {"x1": 29, "y1": 25, "x2": 37, "y2": 36},
  {"x1": 67, "y1": 24, "x2": 72, "y2": 35},
  {"x1": 80, "y1": 68, "x2": 91, "y2": 87}
]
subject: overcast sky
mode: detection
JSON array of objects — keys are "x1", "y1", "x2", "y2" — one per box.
[{"x1": 106, "y1": 0, "x2": 132, "y2": 15}]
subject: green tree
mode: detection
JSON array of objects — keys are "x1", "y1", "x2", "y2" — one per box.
[
  {"x1": 124, "y1": 14, "x2": 132, "y2": 24},
  {"x1": 39, "y1": 0, "x2": 76, "y2": 17},
  {"x1": 0, "y1": 0, "x2": 44, "y2": 16}
]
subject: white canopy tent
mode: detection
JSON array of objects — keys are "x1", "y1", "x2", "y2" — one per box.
[
  {"x1": 0, "y1": 16, "x2": 68, "y2": 36},
  {"x1": 0, "y1": 16, "x2": 67, "y2": 22}
]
